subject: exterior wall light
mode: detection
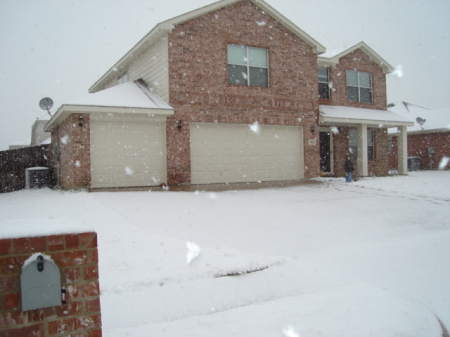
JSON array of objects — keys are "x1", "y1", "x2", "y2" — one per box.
[
  {"x1": 177, "y1": 120, "x2": 183, "y2": 130},
  {"x1": 311, "y1": 124, "x2": 316, "y2": 133},
  {"x1": 78, "y1": 116, "x2": 84, "y2": 128}
]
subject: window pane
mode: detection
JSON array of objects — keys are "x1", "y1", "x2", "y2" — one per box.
[
  {"x1": 349, "y1": 146, "x2": 358, "y2": 161},
  {"x1": 346, "y1": 70, "x2": 358, "y2": 86},
  {"x1": 347, "y1": 86, "x2": 359, "y2": 102},
  {"x1": 367, "y1": 130, "x2": 374, "y2": 146},
  {"x1": 348, "y1": 129, "x2": 357, "y2": 146},
  {"x1": 249, "y1": 67, "x2": 268, "y2": 87},
  {"x1": 368, "y1": 146, "x2": 375, "y2": 161},
  {"x1": 228, "y1": 65, "x2": 248, "y2": 85},
  {"x1": 228, "y1": 44, "x2": 247, "y2": 65},
  {"x1": 360, "y1": 88, "x2": 372, "y2": 103},
  {"x1": 319, "y1": 83, "x2": 329, "y2": 99},
  {"x1": 359, "y1": 72, "x2": 371, "y2": 88},
  {"x1": 248, "y1": 47, "x2": 267, "y2": 68},
  {"x1": 319, "y1": 66, "x2": 329, "y2": 82}
]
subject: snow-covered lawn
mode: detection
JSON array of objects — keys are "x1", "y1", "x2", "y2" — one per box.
[{"x1": 1, "y1": 171, "x2": 449, "y2": 336}]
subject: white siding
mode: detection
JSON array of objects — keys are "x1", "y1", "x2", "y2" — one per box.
[
  {"x1": 128, "y1": 36, "x2": 169, "y2": 101},
  {"x1": 92, "y1": 35, "x2": 170, "y2": 101}
]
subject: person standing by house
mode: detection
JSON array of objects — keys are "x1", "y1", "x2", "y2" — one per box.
[{"x1": 344, "y1": 155, "x2": 354, "y2": 182}]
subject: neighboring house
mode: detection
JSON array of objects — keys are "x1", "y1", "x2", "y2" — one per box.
[
  {"x1": 31, "y1": 119, "x2": 51, "y2": 146},
  {"x1": 44, "y1": 0, "x2": 412, "y2": 190},
  {"x1": 388, "y1": 104, "x2": 450, "y2": 170},
  {"x1": 8, "y1": 119, "x2": 50, "y2": 150}
]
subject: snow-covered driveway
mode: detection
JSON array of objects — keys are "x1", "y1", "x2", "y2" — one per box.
[{"x1": 1, "y1": 171, "x2": 449, "y2": 336}]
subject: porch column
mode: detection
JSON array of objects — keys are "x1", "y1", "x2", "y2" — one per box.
[
  {"x1": 397, "y1": 125, "x2": 408, "y2": 175},
  {"x1": 357, "y1": 124, "x2": 368, "y2": 176}
]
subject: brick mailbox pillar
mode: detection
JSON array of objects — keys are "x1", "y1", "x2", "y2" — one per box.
[{"x1": 0, "y1": 232, "x2": 102, "y2": 336}]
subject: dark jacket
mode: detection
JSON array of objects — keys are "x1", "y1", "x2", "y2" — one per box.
[{"x1": 344, "y1": 159, "x2": 354, "y2": 173}]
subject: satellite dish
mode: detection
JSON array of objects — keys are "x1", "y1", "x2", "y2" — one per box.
[
  {"x1": 416, "y1": 117, "x2": 426, "y2": 130},
  {"x1": 39, "y1": 97, "x2": 54, "y2": 117}
]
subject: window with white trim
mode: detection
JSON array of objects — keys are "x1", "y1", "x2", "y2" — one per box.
[
  {"x1": 319, "y1": 66, "x2": 330, "y2": 99},
  {"x1": 348, "y1": 129, "x2": 375, "y2": 161},
  {"x1": 228, "y1": 44, "x2": 268, "y2": 87},
  {"x1": 346, "y1": 70, "x2": 372, "y2": 103}
]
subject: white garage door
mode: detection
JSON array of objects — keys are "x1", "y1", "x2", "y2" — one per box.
[
  {"x1": 90, "y1": 115, "x2": 166, "y2": 188},
  {"x1": 190, "y1": 123, "x2": 304, "y2": 184}
]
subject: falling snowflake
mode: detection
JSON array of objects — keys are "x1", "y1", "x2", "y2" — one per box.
[
  {"x1": 186, "y1": 241, "x2": 201, "y2": 264},
  {"x1": 439, "y1": 156, "x2": 449, "y2": 170},
  {"x1": 124, "y1": 166, "x2": 134, "y2": 175},
  {"x1": 249, "y1": 121, "x2": 261, "y2": 134},
  {"x1": 282, "y1": 326, "x2": 299, "y2": 337}
]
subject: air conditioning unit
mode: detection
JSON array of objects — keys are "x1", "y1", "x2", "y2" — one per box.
[{"x1": 25, "y1": 167, "x2": 51, "y2": 189}]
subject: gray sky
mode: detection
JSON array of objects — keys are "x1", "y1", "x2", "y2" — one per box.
[{"x1": 1, "y1": 0, "x2": 449, "y2": 150}]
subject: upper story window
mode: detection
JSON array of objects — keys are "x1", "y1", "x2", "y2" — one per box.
[
  {"x1": 118, "y1": 71, "x2": 128, "y2": 85},
  {"x1": 346, "y1": 70, "x2": 372, "y2": 103},
  {"x1": 228, "y1": 44, "x2": 268, "y2": 87},
  {"x1": 318, "y1": 66, "x2": 330, "y2": 99}
]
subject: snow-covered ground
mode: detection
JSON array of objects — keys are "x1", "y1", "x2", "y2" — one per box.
[{"x1": 1, "y1": 171, "x2": 449, "y2": 336}]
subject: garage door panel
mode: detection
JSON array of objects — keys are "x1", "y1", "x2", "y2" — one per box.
[
  {"x1": 191, "y1": 123, "x2": 303, "y2": 184},
  {"x1": 91, "y1": 119, "x2": 166, "y2": 188}
]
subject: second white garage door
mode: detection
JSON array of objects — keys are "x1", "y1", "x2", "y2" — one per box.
[
  {"x1": 90, "y1": 115, "x2": 167, "y2": 188},
  {"x1": 190, "y1": 123, "x2": 304, "y2": 184}
]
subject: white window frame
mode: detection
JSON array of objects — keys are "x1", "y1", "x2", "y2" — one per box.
[
  {"x1": 227, "y1": 44, "x2": 269, "y2": 87},
  {"x1": 348, "y1": 129, "x2": 375, "y2": 161},
  {"x1": 319, "y1": 66, "x2": 330, "y2": 99},
  {"x1": 346, "y1": 70, "x2": 372, "y2": 103}
]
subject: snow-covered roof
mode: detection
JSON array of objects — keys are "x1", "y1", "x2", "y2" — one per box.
[
  {"x1": 318, "y1": 42, "x2": 394, "y2": 74},
  {"x1": 89, "y1": 0, "x2": 326, "y2": 93},
  {"x1": 387, "y1": 104, "x2": 450, "y2": 134},
  {"x1": 45, "y1": 81, "x2": 173, "y2": 132},
  {"x1": 319, "y1": 105, "x2": 414, "y2": 128}
]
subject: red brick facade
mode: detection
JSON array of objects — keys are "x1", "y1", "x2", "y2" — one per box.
[
  {"x1": 0, "y1": 232, "x2": 102, "y2": 337},
  {"x1": 166, "y1": 0, "x2": 320, "y2": 184},
  {"x1": 320, "y1": 48, "x2": 390, "y2": 177},
  {"x1": 48, "y1": 0, "x2": 396, "y2": 189},
  {"x1": 321, "y1": 49, "x2": 388, "y2": 110},
  {"x1": 50, "y1": 114, "x2": 91, "y2": 189},
  {"x1": 333, "y1": 128, "x2": 389, "y2": 178}
]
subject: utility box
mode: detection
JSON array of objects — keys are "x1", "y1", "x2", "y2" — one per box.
[
  {"x1": 21, "y1": 254, "x2": 62, "y2": 311},
  {"x1": 25, "y1": 167, "x2": 51, "y2": 189}
]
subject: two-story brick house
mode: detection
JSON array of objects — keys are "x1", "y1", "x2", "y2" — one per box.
[{"x1": 45, "y1": 0, "x2": 412, "y2": 189}]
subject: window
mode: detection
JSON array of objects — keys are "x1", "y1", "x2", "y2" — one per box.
[
  {"x1": 348, "y1": 129, "x2": 375, "y2": 161},
  {"x1": 318, "y1": 66, "x2": 330, "y2": 99},
  {"x1": 118, "y1": 71, "x2": 128, "y2": 85},
  {"x1": 367, "y1": 130, "x2": 375, "y2": 161},
  {"x1": 348, "y1": 129, "x2": 358, "y2": 160},
  {"x1": 228, "y1": 44, "x2": 268, "y2": 87},
  {"x1": 346, "y1": 70, "x2": 372, "y2": 103}
]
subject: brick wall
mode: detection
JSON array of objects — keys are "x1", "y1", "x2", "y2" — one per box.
[
  {"x1": 333, "y1": 127, "x2": 389, "y2": 178},
  {"x1": 389, "y1": 131, "x2": 450, "y2": 170},
  {"x1": 0, "y1": 232, "x2": 102, "y2": 337},
  {"x1": 323, "y1": 49, "x2": 388, "y2": 110},
  {"x1": 167, "y1": 0, "x2": 320, "y2": 184},
  {"x1": 49, "y1": 114, "x2": 91, "y2": 189}
]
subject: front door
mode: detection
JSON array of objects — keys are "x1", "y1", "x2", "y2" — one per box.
[{"x1": 320, "y1": 130, "x2": 333, "y2": 174}]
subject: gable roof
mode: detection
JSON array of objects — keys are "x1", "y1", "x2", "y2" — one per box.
[
  {"x1": 89, "y1": 0, "x2": 326, "y2": 93},
  {"x1": 318, "y1": 42, "x2": 394, "y2": 74},
  {"x1": 45, "y1": 81, "x2": 173, "y2": 132}
]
